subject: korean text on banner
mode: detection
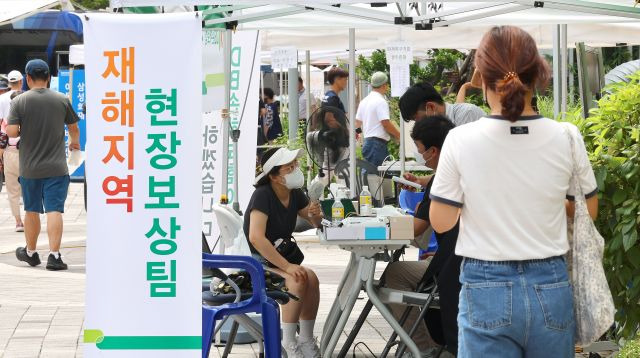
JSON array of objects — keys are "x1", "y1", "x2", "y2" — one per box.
[
  {"x1": 58, "y1": 69, "x2": 87, "y2": 179},
  {"x1": 202, "y1": 31, "x2": 260, "y2": 251},
  {"x1": 84, "y1": 13, "x2": 202, "y2": 357}
]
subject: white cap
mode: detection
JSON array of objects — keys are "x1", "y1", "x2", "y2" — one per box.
[
  {"x1": 255, "y1": 148, "x2": 303, "y2": 185},
  {"x1": 7, "y1": 70, "x2": 22, "y2": 83}
]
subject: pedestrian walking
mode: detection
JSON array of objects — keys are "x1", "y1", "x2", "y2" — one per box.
[
  {"x1": 0, "y1": 70, "x2": 25, "y2": 232},
  {"x1": 6, "y1": 59, "x2": 80, "y2": 270}
]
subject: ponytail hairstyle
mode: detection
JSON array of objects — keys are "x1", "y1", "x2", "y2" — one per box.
[{"x1": 475, "y1": 26, "x2": 550, "y2": 122}]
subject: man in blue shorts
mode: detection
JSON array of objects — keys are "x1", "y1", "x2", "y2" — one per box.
[{"x1": 6, "y1": 59, "x2": 80, "y2": 270}]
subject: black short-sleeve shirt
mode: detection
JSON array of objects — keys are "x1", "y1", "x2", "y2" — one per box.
[
  {"x1": 415, "y1": 176, "x2": 460, "y2": 276},
  {"x1": 322, "y1": 90, "x2": 346, "y2": 113},
  {"x1": 243, "y1": 185, "x2": 310, "y2": 253}
]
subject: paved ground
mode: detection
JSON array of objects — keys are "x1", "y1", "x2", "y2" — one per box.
[
  {"x1": 0, "y1": 183, "x2": 613, "y2": 358},
  {"x1": 0, "y1": 183, "x2": 406, "y2": 358}
]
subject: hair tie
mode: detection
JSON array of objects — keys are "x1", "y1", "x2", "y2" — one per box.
[{"x1": 503, "y1": 71, "x2": 518, "y2": 81}]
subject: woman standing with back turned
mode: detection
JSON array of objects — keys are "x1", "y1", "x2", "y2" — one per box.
[{"x1": 429, "y1": 26, "x2": 599, "y2": 357}]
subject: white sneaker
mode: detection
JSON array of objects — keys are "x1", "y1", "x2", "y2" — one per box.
[
  {"x1": 283, "y1": 341, "x2": 304, "y2": 358},
  {"x1": 297, "y1": 337, "x2": 320, "y2": 358}
]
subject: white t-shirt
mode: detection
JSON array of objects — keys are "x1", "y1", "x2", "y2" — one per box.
[
  {"x1": 430, "y1": 115, "x2": 597, "y2": 261},
  {"x1": 0, "y1": 90, "x2": 19, "y2": 146},
  {"x1": 356, "y1": 91, "x2": 391, "y2": 141}
]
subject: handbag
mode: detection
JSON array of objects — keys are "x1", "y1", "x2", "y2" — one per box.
[
  {"x1": 564, "y1": 124, "x2": 615, "y2": 346},
  {"x1": 266, "y1": 236, "x2": 304, "y2": 268}
]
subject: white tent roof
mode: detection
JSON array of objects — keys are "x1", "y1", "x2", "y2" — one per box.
[
  {"x1": 109, "y1": 1, "x2": 640, "y2": 54},
  {"x1": 0, "y1": 0, "x2": 59, "y2": 26}
]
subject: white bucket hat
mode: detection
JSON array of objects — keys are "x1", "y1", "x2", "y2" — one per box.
[{"x1": 255, "y1": 148, "x2": 303, "y2": 185}]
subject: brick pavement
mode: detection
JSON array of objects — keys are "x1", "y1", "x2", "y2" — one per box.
[
  {"x1": 0, "y1": 183, "x2": 402, "y2": 357},
  {"x1": 0, "y1": 183, "x2": 601, "y2": 357}
]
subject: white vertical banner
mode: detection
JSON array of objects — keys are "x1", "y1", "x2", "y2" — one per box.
[
  {"x1": 84, "y1": 13, "x2": 202, "y2": 357},
  {"x1": 201, "y1": 110, "x2": 222, "y2": 247},
  {"x1": 202, "y1": 30, "x2": 260, "y2": 250},
  {"x1": 202, "y1": 29, "x2": 225, "y2": 112}
]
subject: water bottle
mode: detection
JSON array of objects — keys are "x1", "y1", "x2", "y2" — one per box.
[
  {"x1": 359, "y1": 185, "x2": 372, "y2": 216},
  {"x1": 331, "y1": 191, "x2": 345, "y2": 222}
]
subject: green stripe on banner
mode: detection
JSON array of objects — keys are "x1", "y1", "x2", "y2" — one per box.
[
  {"x1": 84, "y1": 330, "x2": 200, "y2": 350},
  {"x1": 205, "y1": 73, "x2": 225, "y2": 87},
  {"x1": 97, "y1": 336, "x2": 201, "y2": 350}
]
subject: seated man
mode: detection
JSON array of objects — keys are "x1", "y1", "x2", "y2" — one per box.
[
  {"x1": 398, "y1": 82, "x2": 485, "y2": 190},
  {"x1": 384, "y1": 115, "x2": 462, "y2": 357}
]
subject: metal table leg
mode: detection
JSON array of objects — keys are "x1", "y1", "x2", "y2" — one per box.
[
  {"x1": 322, "y1": 257, "x2": 369, "y2": 358},
  {"x1": 337, "y1": 249, "x2": 404, "y2": 358},
  {"x1": 363, "y1": 257, "x2": 421, "y2": 358},
  {"x1": 321, "y1": 252, "x2": 355, "y2": 353}
]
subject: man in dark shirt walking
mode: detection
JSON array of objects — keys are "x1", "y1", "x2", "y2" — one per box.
[
  {"x1": 321, "y1": 67, "x2": 348, "y2": 113},
  {"x1": 7, "y1": 59, "x2": 80, "y2": 270}
]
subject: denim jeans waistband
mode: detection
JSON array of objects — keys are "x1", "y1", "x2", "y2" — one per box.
[
  {"x1": 364, "y1": 136, "x2": 389, "y2": 144},
  {"x1": 463, "y1": 255, "x2": 565, "y2": 267}
]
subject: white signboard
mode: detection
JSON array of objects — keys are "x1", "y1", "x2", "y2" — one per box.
[
  {"x1": 271, "y1": 46, "x2": 298, "y2": 70},
  {"x1": 202, "y1": 30, "x2": 261, "y2": 251},
  {"x1": 386, "y1": 41, "x2": 413, "y2": 65},
  {"x1": 390, "y1": 64, "x2": 410, "y2": 97},
  {"x1": 84, "y1": 13, "x2": 202, "y2": 356},
  {"x1": 202, "y1": 29, "x2": 225, "y2": 112}
]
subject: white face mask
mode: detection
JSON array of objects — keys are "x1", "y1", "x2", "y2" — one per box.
[
  {"x1": 413, "y1": 149, "x2": 435, "y2": 165},
  {"x1": 283, "y1": 167, "x2": 305, "y2": 189},
  {"x1": 413, "y1": 149, "x2": 426, "y2": 165}
]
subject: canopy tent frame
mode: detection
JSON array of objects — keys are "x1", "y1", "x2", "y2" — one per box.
[{"x1": 200, "y1": 0, "x2": 640, "y2": 28}]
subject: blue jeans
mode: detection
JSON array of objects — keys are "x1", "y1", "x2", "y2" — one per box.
[
  {"x1": 362, "y1": 137, "x2": 389, "y2": 167},
  {"x1": 458, "y1": 256, "x2": 574, "y2": 358}
]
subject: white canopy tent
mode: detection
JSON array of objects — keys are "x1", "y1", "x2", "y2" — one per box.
[
  {"x1": 108, "y1": 0, "x2": 640, "y2": 237},
  {"x1": 0, "y1": 0, "x2": 60, "y2": 26}
]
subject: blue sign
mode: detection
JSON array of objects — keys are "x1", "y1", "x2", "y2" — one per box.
[{"x1": 58, "y1": 69, "x2": 86, "y2": 180}]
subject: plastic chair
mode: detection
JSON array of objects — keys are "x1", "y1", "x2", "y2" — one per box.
[
  {"x1": 201, "y1": 253, "x2": 281, "y2": 358},
  {"x1": 211, "y1": 204, "x2": 244, "y2": 254}
]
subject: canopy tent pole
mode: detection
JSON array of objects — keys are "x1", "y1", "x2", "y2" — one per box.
[
  {"x1": 288, "y1": 65, "x2": 299, "y2": 145},
  {"x1": 560, "y1": 24, "x2": 568, "y2": 119},
  {"x1": 221, "y1": 28, "x2": 232, "y2": 201},
  {"x1": 552, "y1": 24, "x2": 561, "y2": 119},
  {"x1": 569, "y1": 48, "x2": 574, "y2": 105},
  {"x1": 398, "y1": 28, "x2": 406, "y2": 177},
  {"x1": 305, "y1": 50, "x2": 312, "y2": 188},
  {"x1": 348, "y1": 28, "x2": 357, "y2": 198}
]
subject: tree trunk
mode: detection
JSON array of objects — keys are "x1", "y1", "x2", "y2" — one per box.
[{"x1": 447, "y1": 50, "x2": 476, "y2": 96}]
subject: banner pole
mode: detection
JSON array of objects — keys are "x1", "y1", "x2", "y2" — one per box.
[
  {"x1": 221, "y1": 29, "x2": 232, "y2": 201},
  {"x1": 305, "y1": 50, "x2": 312, "y2": 188}
]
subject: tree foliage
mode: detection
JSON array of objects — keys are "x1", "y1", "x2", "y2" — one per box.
[
  {"x1": 565, "y1": 71, "x2": 640, "y2": 340},
  {"x1": 74, "y1": 0, "x2": 109, "y2": 10}
]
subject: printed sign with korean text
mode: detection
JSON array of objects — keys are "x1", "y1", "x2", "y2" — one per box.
[{"x1": 84, "y1": 13, "x2": 202, "y2": 357}]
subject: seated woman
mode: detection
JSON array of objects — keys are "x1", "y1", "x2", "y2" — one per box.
[
  {"x1": 384, "y1": 115, "x2": 461, "y2": 357},
  {"x1": 244, "y1": 147, "x2": 323, "y2": 358}
]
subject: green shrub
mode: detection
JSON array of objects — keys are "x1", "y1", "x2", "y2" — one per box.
[
  {"x1": 565, "y1": 71, "x2": 640, "y2": 339},
  {"x1": 618, "y1": 338, "x2": 640, "y2": 358}
]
